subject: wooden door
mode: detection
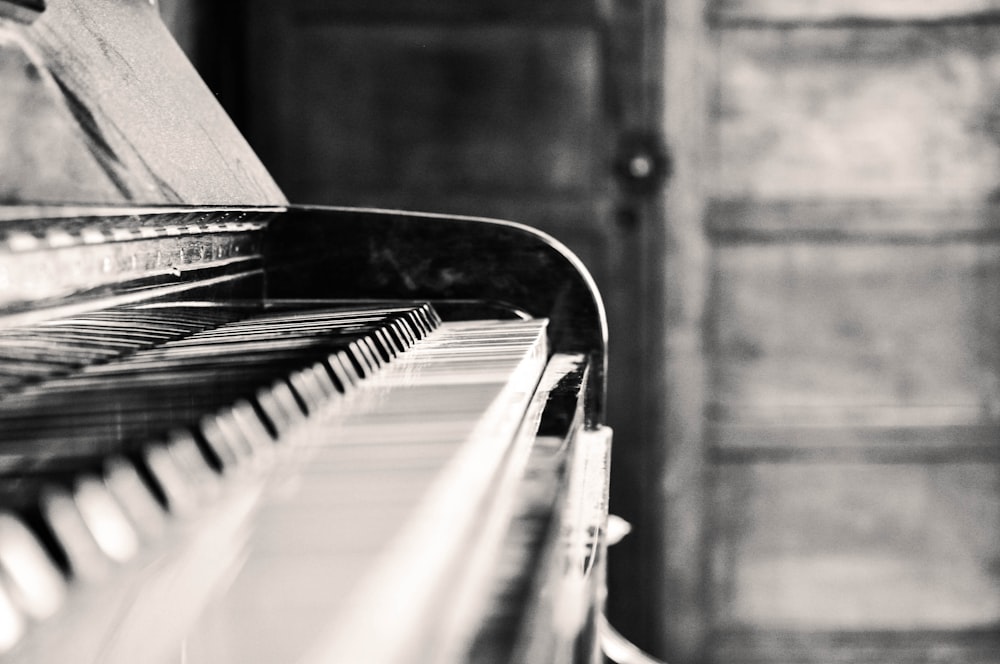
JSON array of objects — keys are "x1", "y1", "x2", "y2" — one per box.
[
  {"x1": 239, "y1": 0, "x2": 670, "y2": 654},
  {"x1": 706, "y1": 2, "x2": 1000, "y2": 662}
]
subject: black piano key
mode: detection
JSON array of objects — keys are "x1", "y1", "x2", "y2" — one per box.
[
  {"x1": 103, "y1": 457, "x2": 168, "y2": 543},
  {"x1": 255, "y1": 381, "x2": 306, "y2": 436},
  {"x1": 326, "y1": 352, "x2": 358, "y2": 393},
  {"x1": 143, "y1": 439, "x2": 206, "y2": 517},
  {"x1": 0, "y1": 306, "x2": 249, "y2": 396},
  {"x1": 39, "y1": 487, "x2": 115, "y2": 583}
]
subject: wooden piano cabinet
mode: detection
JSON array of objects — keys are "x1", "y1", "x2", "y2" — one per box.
[{"x1": 0, "y1": 0, "x2": 617, "y2": 661}]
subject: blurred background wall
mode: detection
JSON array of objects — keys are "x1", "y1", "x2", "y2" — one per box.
[{"x1": 160, "y1": 1, "x2": 1000, "y2": 662}]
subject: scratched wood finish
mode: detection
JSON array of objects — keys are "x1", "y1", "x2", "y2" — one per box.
[
  {"x1": 709, "y1": 242, "x2": 1000, "y2": 427},
  {"x1": 714, "y1": 0, "x2": 1000, "y2": 23},
  {"x1": 711, "y1": 463, "x2": 1000, "y2": 630},
  {"x1": 0, "y1": 0, "x2": 284, "y2": 206},
  {"x1": 713, "y1": 25, "x2": 1000, "y2": 203}
]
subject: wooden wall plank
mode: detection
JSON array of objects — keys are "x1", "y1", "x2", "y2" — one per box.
[
  {"x1": 710, "y1": 628, "x2": 1000, "y2": 664},
  {"x1": 709, "y1": 423, "x2": 1000, "y2": 463},
  {"x1": 713, "y1": 0, "x2": 1000, "y2": 23},
  {"x1": 711, "y1": 463, "x2": 1000, "y2": 629},
  {"x1": 643, "y1": 0, "x2": 712, "y2": 661},
  {"x1": 710, "y1": 242, "x2": 1000, "y2": 426},
  {"x1": 707, "y1": 200, "x2": 1000, "y2": 240},
  {"x1": 713, "y1": 25, "x2": 1000, "y2": 202}
]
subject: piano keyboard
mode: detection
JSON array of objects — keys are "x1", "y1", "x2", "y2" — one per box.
[{"x1": 0, "y1": 301, "x2": 574, "y2": 663}]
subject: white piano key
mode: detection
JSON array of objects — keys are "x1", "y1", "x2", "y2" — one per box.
[
  {"x1": 103, "y1": 457, "x2": 168, "y2": 543},
  {"x1": 0, "y1": 581, "x2": 25, "y2": 654},
  {"x1": 73, "y1": 477, "x2": 140, "y2": 564},
  {"x1": 40, "y1": 488, "x2": 112, "y2": 583},
  {"x1": 0, "y1": 513, "x2": 66, "y2": 620},
  {"x1": 144, "y1": 443, "x2": 199, "y2": 517},
  {"x1": 165, "y1": 431, "x2": 223, "y2": 504}
]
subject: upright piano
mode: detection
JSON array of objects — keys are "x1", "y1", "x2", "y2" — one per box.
[{"x1": 0, "y1": 1, "x2": 613, "y2": 663}]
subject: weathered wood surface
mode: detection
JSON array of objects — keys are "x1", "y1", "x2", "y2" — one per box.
[
  {"x1": 707, "y1": 199, "x2": 1000, "y2": 240},
  {"x1": 709, "y1": 423, "x2": 1000, "y2": 463},
  {"x1": 644, "y1": 1, "x2": 712, "y2": 662},
  {"x1": 714, "y1": 25, "x2": 1000, "y2": 202},
  {"x1": 712, "y1": 463, "x2": 1000, "y2": 630},
  {"x1": 707, "y1": 7, "x2": 1000, "y2": 664},
  {"x1": 0, "y1": 0, "x2": 284, "y2": 206},
  {"x1": 709, "y1": 242, "x2": 1000, "y2": 426},
  {"x1": 714, "y1": 0, "x2": 1000, "y2": 23},
  {"x1": 710, "y1": 628, "x2": 1000, "y2": 664}
]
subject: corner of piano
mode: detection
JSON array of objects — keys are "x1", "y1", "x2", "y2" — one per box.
[{"x1": 261, "y1": 204, "x2": 611, "y2": 426}]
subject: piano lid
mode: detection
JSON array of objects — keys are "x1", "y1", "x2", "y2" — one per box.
[{"x1": 0, "y1": 0, "x2": 285, "y2": 207}]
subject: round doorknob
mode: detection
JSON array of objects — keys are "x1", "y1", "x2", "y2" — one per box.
[{"x1": 613, "y1": 131, "x2": 670, "y2": 197}]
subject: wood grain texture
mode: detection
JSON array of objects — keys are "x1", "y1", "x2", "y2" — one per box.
[
  {"x1": 710, "y1": 242, "x2": 1000, "y2": 426},
  {"x1": 713, "y1": 0, "x2": 1000, "y2": 23},
  {"x1": 712, "y1": 463, "x2": 1000, "y2": 629},
  {"x1": 713, "y1": 25, "x2": 1000, "y2": 201},
  {"x1": 0, "y1": 0, "x2": 284, "y2": 206}
]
